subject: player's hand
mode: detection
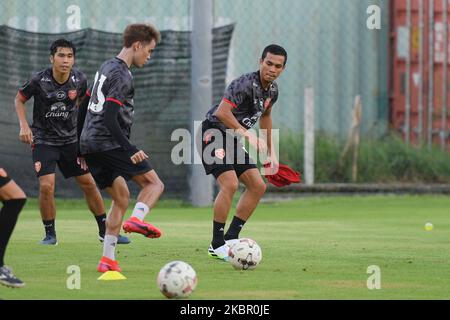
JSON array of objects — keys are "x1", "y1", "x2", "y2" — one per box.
[
  {"x1": 130, "y1": 150, "x2": 149, "y2": 164},
  {"x1": 19, "y1": 125, "x2": 33, "y2": 145},
  {"x1": 264, "y1": 154, "x2": 279, "y2": 175},
  {"x1": 77, "y1": 157, "x2": 88, "y2": 171},
  {"x1": 246, "y1": 133, "x2": 267, "y2": 153}
]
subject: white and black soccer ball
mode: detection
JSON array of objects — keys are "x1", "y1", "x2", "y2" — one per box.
[
  {"x1": 157, "y1": 261, "x2": 198, "y2": 299},
  {"x1": 228, "y1": 238, "x2": 262, "y2": 270}
]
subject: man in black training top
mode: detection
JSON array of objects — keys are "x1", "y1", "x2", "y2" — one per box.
[
  {"x1": 78, "y1": 24, "x2": 164, "y2": 273},
  {"x1": 201, "y1": 44, "x2": 287, "y2": 261},
  {"x1": 14, "y1": 39, "x2": 129, "y2": 245}
]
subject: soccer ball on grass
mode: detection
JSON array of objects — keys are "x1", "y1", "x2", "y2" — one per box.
[
  {"x1": 157, "y1": 261, "x2": 197, "y2": 299},
  {"x1": 228, "y1": 238, "x2": 262, "y2": 270}
]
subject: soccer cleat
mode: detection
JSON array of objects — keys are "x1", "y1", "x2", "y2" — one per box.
[
  {"x1": 122, "y1": 217, "x2": 162, "y2": 238},
  {"x1": 208, "y1": 244, "x2": 230, "y2": 262},
  {"x1": 0, "y1": 266, "x2": 25, "y2": 288},
  {"x1": 98, "y1": 234, "x2": 131, "y2": 245},
  {"x1": 97, "y1": 256, "x2": 122, "y2": 273},
  {"x1": 39, "y1": 234, "x2": 58, "y2": 245},
  {"x1": 225, "y1": 238, "x2": 240, "y2": 248}
]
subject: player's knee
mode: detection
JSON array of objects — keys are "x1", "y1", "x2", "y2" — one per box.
[
  {"x1": 114, "y1": 198, "x2": 129, "y2": 212},
  {"x1": 12, "y1": 182, "x2": 27, "y2": 199},
  {"x1": 156, "y1": 180, "x2": 164, "y2": 193},
  {"x1": 114, "y1": 189, "x2": 130, "y2": 210},
  {"x1": 78, "y1": 179, "x2": 95, "y2": 191},
  {"x1": 142, "y1": 176, "x2": 164, "y2": 193},
  {"x1": 39, "y1": 181, "x2": 55, "y2": 195},
  {"x1": 255, "y1": 181, "x2": 267, "y2": 195},
  {"x1": 222, "y1": 180, "x2": 239, "y2": 195}
]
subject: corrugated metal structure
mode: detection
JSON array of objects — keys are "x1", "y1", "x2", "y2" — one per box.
[{"x1": 389, "y1": 0, "x2": 450, "y2": 148}]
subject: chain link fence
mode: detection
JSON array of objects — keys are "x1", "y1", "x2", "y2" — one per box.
[
  {"x1": 214, "y1": 0, "x2": 390, "y2": 137},
  {"x1": 0, "y1": 0, "x2": 448, "y2": 198}
]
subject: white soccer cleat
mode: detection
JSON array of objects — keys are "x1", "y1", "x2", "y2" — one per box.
[
  {"x1": 225, "y1": 239, "x2": 239, "y2": 248},
  {"x1": 208, "y1": 244, "x2": 230, "y2": 262}
]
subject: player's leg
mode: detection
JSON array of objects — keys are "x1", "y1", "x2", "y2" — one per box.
[
  {"x1": 59, "y1": 143, "x2": 130, "y2": 244},
  {"x1": 122, "y1": 170, "x2": 164, "y2": 238},
  {"x1": 97, "y1": 176, "x2": 129, "y2": 272},
  {"x1": 74, "y1": 173, "x2": 130, "y2": 244},
  {"x1": 224, "y1": 168, "x2": 266, "y2": 243},
  {"x1": 38, "y1": 174, "x2": 58, "y2": 245},
  {"x1": 207, "y1": 170, "x2": 239, "y2": 261},
  {"x1": 200, "y1": 122, "x2": 237, "y2": 260},
  {"x1": 33, "y1": 144, "x2": 59, "y2": 245},
  {"x1": 0, "y1": 168, "x2": 27, "y2": 287},
  {"x1": 75, "y1": 173, "x2": 105, "y2": 217},
  {"x1": 74, "y1": 173, "x2": 107, "y2": 237}
]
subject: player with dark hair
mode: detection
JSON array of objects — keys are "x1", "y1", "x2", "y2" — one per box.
[
  {"x1": 201, "y1": 44, "x2": 287, "y2": 260},
  {"x1": 0, "y1": 168, "x2": 27, "y2": 288},
  {"x1": 78, "y1": 24, "x2": 164, "y2": 272},
  {"x1": 14, "y1": 38, "x2": 129, "y2": 245}
]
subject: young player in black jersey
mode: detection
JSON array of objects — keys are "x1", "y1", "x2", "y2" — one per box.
[
  {"x1": 14, "y1": 39, "x2": 129, "y2": 245},
  {"x1": 0, "y1": 167, "x2": 26, "y2": 288},
  {"x1": 201, "y1": 44, "x2": 287, "y2": 261},
  {"x1": 78, "y1": 24, "x2": 164, "y2": 273}
]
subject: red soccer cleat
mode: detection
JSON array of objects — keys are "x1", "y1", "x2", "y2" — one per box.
[
  {"x1": 97, "y1": 256, "x2": 122, "y2": 273},
  {"x1": 122, "y1": 217, "x2": 162, "y2": 238}
]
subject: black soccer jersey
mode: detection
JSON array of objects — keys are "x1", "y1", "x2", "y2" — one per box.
[
  {"x1": 206, "y1": 71, "x2": 279, "y2": 131},
  {"x1": 18, "y1": 68, "x2": 87, "y2": 146},
  {"x1": 80, "y1": 57, "x2": 135, "y2": 154}
]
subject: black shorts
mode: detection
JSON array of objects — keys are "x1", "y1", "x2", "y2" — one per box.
[
  {"x1": 201, "y1": 120, "x2": 257, "y2": 179},
  {"x1": 84, "y1": 148, "x2": 153, "y2": 189},
  {"x1": 0, "y1": 174, "x2": 12, "y2": 188},
  {"x1": 32, "y1": 143, "x2": 88, "y2": 178}
]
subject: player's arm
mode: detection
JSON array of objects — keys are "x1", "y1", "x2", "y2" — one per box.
[
  {"x1": 76, "y1": 76, "x2": 90, "y2": 142},
  {"x1": 259, "y1": 106, "x2": 278, "y2": 168},
  {"x1": 214, "y1": 100, "x2": 267, "y2": 152},
  {"x1": 77, "y1": 93, "x2": 89, "y2": 144},
  {"x1": 14, "y1": 92, "x2": 33, "y2": 145},
  {"x1": 75, "y1": 93, "x2": 90, "y2": 169},
  {"x1": 103, "y1": 101, "x2": 147, "y2": 164}
]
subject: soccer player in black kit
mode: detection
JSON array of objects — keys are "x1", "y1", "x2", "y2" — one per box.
[
  {"x1": 201, "y1": 45, "x2": 287, "y2": 261},
  {"x1": 0, "y1": 167, "x2": 26, "y2": 288},
  {"x1": 78, "y1": 24, "x2": 164, "y2": 272},
  {"x1": 14, "y1": 39, "x2": 129, "y2": 245}
]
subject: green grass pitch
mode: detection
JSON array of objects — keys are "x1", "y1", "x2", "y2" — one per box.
[{"x1": 1, "y1": 195, "x2": 450, "y2": 300}]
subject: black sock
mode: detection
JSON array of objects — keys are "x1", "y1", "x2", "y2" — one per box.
[
  {"x1": 43, "y1": 219, "x2": 56, "y2": 237},
  {"x1": 224, "y1": 216, "x2": 246, "y2": 240},
  {"x1": 211, "y1": 220, "x2": 226, "y2": 249},
  {"x1": 95, "y1": 213, "x2": 107, "y2": 237},
  {"x1": 0, "y1": 199, "x2": 26, "y2": 267}
]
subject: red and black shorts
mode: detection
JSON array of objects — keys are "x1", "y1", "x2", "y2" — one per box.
[{"x1": 201, "y1": 120, "x2": 257, "y2": 179}]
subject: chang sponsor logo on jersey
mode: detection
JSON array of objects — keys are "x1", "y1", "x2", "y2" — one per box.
[{"x1": 46, "y1": 102, "x2": 69, "y2": 119}]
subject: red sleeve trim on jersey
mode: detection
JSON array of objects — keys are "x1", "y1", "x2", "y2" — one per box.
[
  {"x1": 223, "y1": 98, "x2": 237, "y2": 109},
  {"x1": 17, "y1": 90, "x2": 29, "y2": 103},
  {"x1": 105, "y1": 98, "x2": 124, "y2": 106},
  {"x1": 86, "y1": 90, "x2": 91, "y2": 97}
]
